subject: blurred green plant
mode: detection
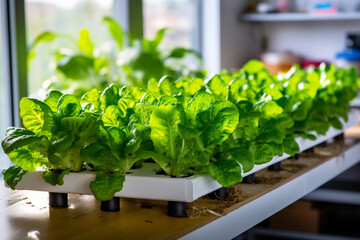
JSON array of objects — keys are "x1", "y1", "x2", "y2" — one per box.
[{"x1": 28, "y1": 16, "x2": 206, "y2": 97}]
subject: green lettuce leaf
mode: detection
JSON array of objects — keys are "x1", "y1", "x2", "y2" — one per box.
[
  {"x1": 186, "y1": 92, "x2": 216, "y2": 126},
  {"x1": 2, "y1": 165, "x2": 28, "y2": 190},
  {"x1": 254, "y1": 143, "x2": 274, "y2": 164},
  {"x1": 81, "y1": 89, "x2": 100, "y2": 112},
  {"x1": 44, "y1": 90, "x2": 63, "y2": 113},
  {"x1": 100, "y1": 84, "x2": 120, "y2": 111},
  {"x1": 208, "y1": 159, "x2": 243, "y2": 187},
  {"x1": 206, "y1": 74, "x2": 228, "y2": 100},
  {"x1": 57, "y1": 55, "x2": 94, "y2": 80},
  {"x1": 1, "y1": 127, "x2": 45, "y2": 154},
  {"x1": 220, "y1": 147, "x2": 254, "y2": 173},
  {"x1": 57, "y1": 94, "x2": 82, "y2": 118},
  {"x1": 89, "y1": 171, "x2": 125, "y2": 201},
  {"x1": 102, "y1": 105, "x2": 126, "y2": 128},
  {"x1": 42, "y1": 170, "x2": 70, "y2": 186},
  {"x1": 149, "y1": 105, "x2": 182, "y2": 161},
  {"x1": 78, "y1": 29, "x2": 94, "y2": 57},
  {"x1": 20, "y1": 97, "x2": 54, "y2": 138},
  {"x1": 201, "y1": 101, "x2": 239, "y2": 146}
]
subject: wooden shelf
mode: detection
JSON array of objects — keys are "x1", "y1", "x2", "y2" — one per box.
[
  {"x1": 2, "y1": 137, "x2": 360, "y2": 239},
  {"x1": 241, "y1": 12, "x2": 360, "y2": 22},
  {"x1": 180, "y1": 139, "x2": 360, "y2": 239}
]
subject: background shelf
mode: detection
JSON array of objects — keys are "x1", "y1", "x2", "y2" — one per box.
[{"x1": 241, "y1": 12, "x2": 360, "y2": 22}]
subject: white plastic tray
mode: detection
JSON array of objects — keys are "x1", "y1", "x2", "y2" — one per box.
[{"x1": 11, "y1": 109, "x2": 360, "y2": 202}]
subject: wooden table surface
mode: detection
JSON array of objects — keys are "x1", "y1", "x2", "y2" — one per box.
[
  {"x1": 1, "y1": 126, "x2": 360, "y2": 240},
  {"x1": 0, "y1": 183, "x2": 219, "y2": 240}
]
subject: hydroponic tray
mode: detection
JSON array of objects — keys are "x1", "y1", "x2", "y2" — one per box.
[{"x1": 10, "y1": 109, "x2": 360, "y2": 202}]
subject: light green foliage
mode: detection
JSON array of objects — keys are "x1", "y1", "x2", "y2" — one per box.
[
  {"x1": 102, "y1": 17, "x2": 124, "y2": 50},
  {"x1": 100, "y1": 84, "x2": 120, "y2": 111},
  {"x1": 206, "y1": 60, "x2": 358, "y2": 183},
  {"x1": 20, "y1": 98, "x2": 54, "y2": 138},
  {"x1": 81, "y1": 88, "x2": 100, "y2": 112},
  {"x1": 102, "y1": 105, "x2": 126, "y2": 128},
  {"x1": 78, "y1": 29, "x2": 94, "y2": 57},
  {"x1": 27, "y1": 31, "x2": 57, "y2": 63},
  {"x1": 57, "y1": 94, "x2": 82, "y2": 118},
  {"x1": 44, "y1": 90, "x2": 63, "y2": 113},
  {"x1": 29, "y1": 17, "x2": 205, "y2": 97},
  {"x1": 150, "y1": 105, "x2": 182, "y2": 161}
]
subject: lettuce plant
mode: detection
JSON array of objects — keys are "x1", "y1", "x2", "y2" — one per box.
[
  {"x1": 205, "y1": 60, "x2": 358, "y2": 174},
  {"x1": 2, "y1": 60, "x2": 358, "y2": 201},
  {"x1": 2, "y1": 92, "x2": 100, "y2": 187},
  {"x1": 136, "y1": 92, "x2": 240, "y2": 185},
  {"x1": 29, "y1": 17, "x2": 205, "y2": 97}
]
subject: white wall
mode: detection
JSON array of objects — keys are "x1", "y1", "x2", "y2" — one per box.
[
  {"x1": 201, "y1": 0, "x2": 221, "y2": 76},
  {"x1": 220, "y1": 1, "x2": 261, "y2": 70}
]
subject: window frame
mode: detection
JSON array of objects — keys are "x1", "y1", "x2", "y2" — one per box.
[
  {"x1": 1, "y1": 0, "x2": 28, "y2": 128},
  {"x1": 1, "y1": 0, "x2": 28, "y2": 168}
]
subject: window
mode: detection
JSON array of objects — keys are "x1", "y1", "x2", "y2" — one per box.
[
  {"x1": 0, "y1": 2, "x2": 10, "y2": 170},
  {"x1": 143, "y1": 0, "x2": 200, "y2": 52},
  {"x1": 25, "y1": 0, "x2": 114, "y2": 95},
  {"x1": 0, "y1": 0, "x2": 204, "y2": 170}
]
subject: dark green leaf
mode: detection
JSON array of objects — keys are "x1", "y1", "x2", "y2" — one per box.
[
  {"x1": 329, "y1": 117, "x2": 343, "y2": 130},
  {"x1": 208, "y1": 159, "x2": 243, "y2": 187},
  {"x1": 1, "y1": 127, "x2": 44, "y2": 154},
  {"x1": 283, "y1": 136, "x2": 299, "y2": 156},
  {"x1": 2, "y1": 165, "x2": 28, "y2": 190},
  {"x1": 90, "y1": 171, "x2": 125, "y2": 201},
  {"x1": 254, "y1": 143, "x2": 274, "y2": 164},
  {"x1": 57, "y1": 55, "x2": 93, "y2": 80},
  {"x1": 81, "y1": 142, "x2": 120, "y2": 171},
  {"x1": 42, "y1": 170, "x2": 70, "y2": 186}
]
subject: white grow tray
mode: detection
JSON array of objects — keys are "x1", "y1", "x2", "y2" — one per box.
[{"x1": 11, "y1": 109, "x2": 360, "y2": 202}]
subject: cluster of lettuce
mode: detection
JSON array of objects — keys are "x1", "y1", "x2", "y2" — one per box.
[
  {"x1": 2, "y1": 60, "x2": 358, "y2": 201},
  {"x1": 30, "y1": 17, "x2": 205, "y2": 97}
]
